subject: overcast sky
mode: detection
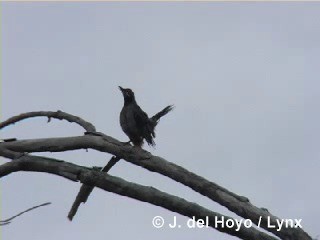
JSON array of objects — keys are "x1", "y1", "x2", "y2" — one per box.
[{"x1": 1, "y1": 2, "x2": 320, "y2": 240}]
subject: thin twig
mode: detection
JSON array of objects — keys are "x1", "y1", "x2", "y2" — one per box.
[
  {"x1": 0, "y1": 110, "x2": 96, "y2": 132},
  {"x1": 0, "y1": 138, "x2": 17, "y2": 142},
  {"x1": 0, "y1": 202, "x2": 51, "y2": 226}
]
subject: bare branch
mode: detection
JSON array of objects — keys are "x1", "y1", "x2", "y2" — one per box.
[
  {"x1": 0, "y1": 155, "x2": 278, "y2": 240},
  {"x1": 68, "y1": 155, "x2": 121, "y2": 221},
  {"x1": 0, "y1": 202, "x2": 51, "y2": 226},
  {"x1": 0, "y1": 111, "x2": 96, "y2": 132},
  {"x1": 0, "y1": 135, "x2": 311, "y2": 240}
]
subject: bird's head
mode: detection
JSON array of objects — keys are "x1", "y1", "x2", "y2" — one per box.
[{"x1": 119, "y1": 86, "x2": 136, "y2": 104}]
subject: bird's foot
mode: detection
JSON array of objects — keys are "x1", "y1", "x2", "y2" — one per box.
[{"x1": 120, "y1": 140, "x2": 132, "y2": 146}]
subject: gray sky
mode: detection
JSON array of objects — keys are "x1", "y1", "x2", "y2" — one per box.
[{"x1": 1, "y1": 2, "x2": 320, "y2": 240}]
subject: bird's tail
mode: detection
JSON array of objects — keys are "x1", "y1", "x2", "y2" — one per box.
[
  {"x1": 145, "y1": 105, "x2": 174, "y2": 147},
  {"x1": 151, "y1": 105, "x2": 174, "y2": 124}
]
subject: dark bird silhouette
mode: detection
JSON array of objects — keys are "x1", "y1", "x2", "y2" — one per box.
[{"x1": 119, "y1": 86, "x2": 173, "y2": 147}]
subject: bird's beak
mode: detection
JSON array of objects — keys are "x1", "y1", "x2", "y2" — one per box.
[{"x1": 118, "y1": 86, "x2": 124, "y2": 92}]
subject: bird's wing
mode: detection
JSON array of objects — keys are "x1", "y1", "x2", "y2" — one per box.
[
  {"x1": 133, "y1": 106, "x2": 155, "y2": 146},
  {"x1": 133, "y1": 106, "x2": 149, "y2": 129}
]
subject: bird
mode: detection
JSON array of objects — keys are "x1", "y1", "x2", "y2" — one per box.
[{"x1": 119, "y1": 86, "x2": 173, "y2": 147}]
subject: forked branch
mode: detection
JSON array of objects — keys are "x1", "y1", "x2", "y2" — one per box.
[
  {"x1": 0, "y1": 111, "x2": 312, "y2": 240},
  {"x1": 68, "y1": 155, "x2": 121, "y2": 221},
  {"x1": 0, "y1": 154, "x2": 277, "y2": 240}
]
